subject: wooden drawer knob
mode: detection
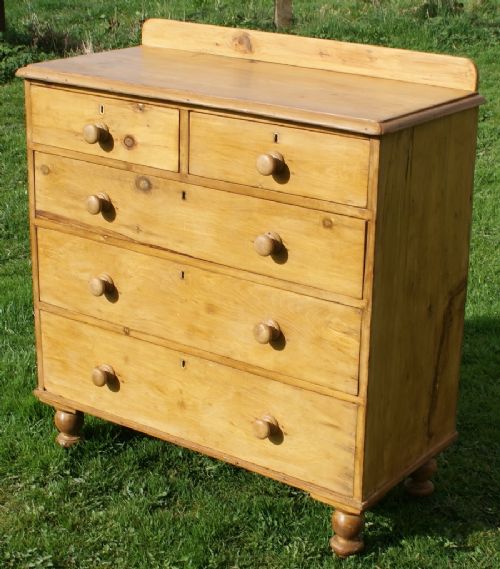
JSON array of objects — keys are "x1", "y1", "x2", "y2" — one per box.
[
  {"x1": 253, "y1": 414, "x2": 279, "y2": 439},
  {"x1": 83, "y1": 123, "x2": 109, "y2": 144},
  {"x1": 256, "y1": 151, "x2": 284, "y2": 176},
  {"x1": 89, "y1": 273, "x2": 114, "y2": 297},
  {"x1": 254, "y1": 232, "x2": 282, "y2": 256},
  {"x1": 92, "y1": 364, "x2": 115, "y2": 387},
  {"x1": 254, "y1": 319, "x2": 281, "y2": 344},
  {"x1": 86, "y1": 193, "x2": 111, "y2": 215}
]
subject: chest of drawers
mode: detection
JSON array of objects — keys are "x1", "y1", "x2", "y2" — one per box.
[{"x1": 17, "y1": 19, "x2": 483, "y2": 556}]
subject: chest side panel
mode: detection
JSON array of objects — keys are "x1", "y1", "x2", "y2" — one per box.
[{"x1": 362, "y1": 108, "x2": 478, "y2": 500}]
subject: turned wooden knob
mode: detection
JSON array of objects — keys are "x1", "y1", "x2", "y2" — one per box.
[
  {"x1": 253, "y1": 414, "x2": 279, "y2": 439},
  {"x1": 86, "y1": 193, "x2": 111, "y2": 215},
  {"x1": 83, "y1": 123, "x2": 109, "y2": 144},
  {"x1": 88, "y1": 273, "x2": 114, "y2": 296},
  {"x1": 254, "y1": 232, "x2": 282, "y2": 256},
  {"x1": 254, "y1": 319, "x2": 281, "y2": 344},
  {"x1": 256, "y1": 151, "x2": 284, "y2": 176},
  {"x1": 91, "y1": 364, "x2": 115, "y2": 387}
]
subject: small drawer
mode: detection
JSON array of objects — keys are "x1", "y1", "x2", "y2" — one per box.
[
  {"x1": 189, "y1": 112, "x2": 370, "y2": 207},
  {"x1": 37, "y1": 228, "x2": 362, "y2": 395},
  {"x1": 34, "y1": 153, "x2": 366, "y2": 299},
  {"x1": 30, "y1": 85, "x2": 179, "y2": 171},
  {"x1": 41, "y1": 311, "x2": 357, "y2": 496}
]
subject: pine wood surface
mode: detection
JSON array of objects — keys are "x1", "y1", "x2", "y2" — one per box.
[
  {"x1": 29, "y1": 84, "x2": 179, "y2": 171},
  {"x1": 36, "y1": 227, "x2": 362, "y2": 395},
  {"x1": 36, "y1": 389, "x2": 366, "y2": 513},
  {"x1": 36, "y1": 377, "x2": 460, "y2": 514},
  {"x1": 30, "y1": 141, "x2": 373, "y2": 221},
  {"x1": 361, "y1": 109, "x2": 478, "y2": 499},
  {"x1": 16, "y1": 17, "x2": 483, "y2": 539},
  {"x1": 142, "y1": 19, "x2": 479, "y2": 91},
  {"x1": 189, "y1": 112, "x2": 369, "y2": 206},
  {"x1": 36, "y1": 299, "x2": 363, "y2": 405},
  {"x1": 16, "y1": 46, "x2": 482, "y2": 135},
  {"x1": 34, "y1": 215, "x2": 368, "y2": 312},
  {"x1": 41, "y1": 311, "x2": 357, "y2": 496},
  {"x1": 34, "y1": 152, "x2": 366, "y2": 298}
]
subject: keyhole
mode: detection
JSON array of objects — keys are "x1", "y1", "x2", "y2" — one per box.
[
  {"x1": 180, "y1": 359, "x2": 186, "y2": 368},
  {"x1": 99, "y1": 104, "x2": 104, "y2": 114},
  {"x1": 181, "y1": 191, "x2": 187, "y2": 200},
  {"x1": 273, "y1": 132, "x2": 279, "y2": 143},
  {"x1": 180, "y1": 271, "x2": 185, "y2": 280}
]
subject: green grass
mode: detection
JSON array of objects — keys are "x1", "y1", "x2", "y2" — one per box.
[{"x1": 1, "y1": 1, "x2": 499, "y2": 567}]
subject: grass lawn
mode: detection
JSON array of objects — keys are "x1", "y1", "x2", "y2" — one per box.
[{"x1": 1, "y1": 1, "x2": 499, "y2": 567}]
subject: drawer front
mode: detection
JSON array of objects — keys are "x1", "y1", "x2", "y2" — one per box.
[
  {"x1": 41, "y1": 311, "x2": 357, "y2": 495},
  {"x1": 37, "y1": 228, "x2": 361, "y2": 395},
  {"x1": 189, "y1": 112, "x2": 369, "y2": 207},
  {"x1": 30, "y1": 85, "x2": 179, "y2": 171},
  {"x1": 35, "y1": 153, "x2": 366, "y2": 299}
]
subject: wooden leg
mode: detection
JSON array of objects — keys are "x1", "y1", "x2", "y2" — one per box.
[
  {"x1": 54, "y1": 409, "x2": 84, "y2": 448},
  {"x1": 330, "y1": 510, "x2": 364, "y2": 557},
  {"x1": 404, "y1": 458, "x2": 438, "y2": 497}
]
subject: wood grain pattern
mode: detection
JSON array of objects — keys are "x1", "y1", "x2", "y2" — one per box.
[
  {"x1": 37, "y1": 300, "x2": 363, "y2": 405},
  {"x1": 189, "y1": 112, "x2": 369, "y2": 207},
  {"x1": 34, "y1": 215, "x2": 367, "y2": 310},
  {"x1": 30, "y1": 84, "x2": 179, "y2": 171},
  {"x1": 34, "y1": 152, "x2": 366, "y2": 298},
  {"x1": 361, "y1": 109, "x2": 478, "y2": 499},
  {"x1": 41, "y1": 311, "x2": 357, "y2": 495},
  {"x1": 16, "y1": 48, "x2": 482, "y2": 135},
  {"x1": 39, "y1": 373, "x2": 460, "y2": 511},
  {"x1": 142, "y1": 19, "x2": 478, "y2": 90},
  {"x1": 37, "y1": 228, "x2": 362, "y2": 395},
  {"x1": 30, "y1": 141, "x2": 373, "y2": 221},
  {"x1": 36, "y1": 387, "x2": 364, "y2": 511}
]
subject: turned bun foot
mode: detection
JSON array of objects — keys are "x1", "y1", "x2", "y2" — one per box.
[
  {"x1": 404, "y1": 458, "x2": 438, "y2": 497},
  {"x1": 330, "y1": 510, "x2": 364, "y2": 557},
  {"x1": 54, "y1": 409, "x2": 84, "y2": 448}
]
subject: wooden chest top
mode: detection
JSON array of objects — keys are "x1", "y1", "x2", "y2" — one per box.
[{"x1": 17, "y1": 19, "x2": 483, "y2": 134}]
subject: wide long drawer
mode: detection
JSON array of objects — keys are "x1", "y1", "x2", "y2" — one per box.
[
  {"x1": 41, "y1": 311, "x2": 357, "y2": 495},
  {"x1": 34, "y1": 152, "x2": 366, "y2": 299},
  {"x1": 189, "y1": 112, "x2": 370, "y2": 207},
  {"x1": 37, "y1": 228, "x2": 362, "y2": 395},
  {"x1": 30, "y1": 85, "x2": 179, "y2": 171}
]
